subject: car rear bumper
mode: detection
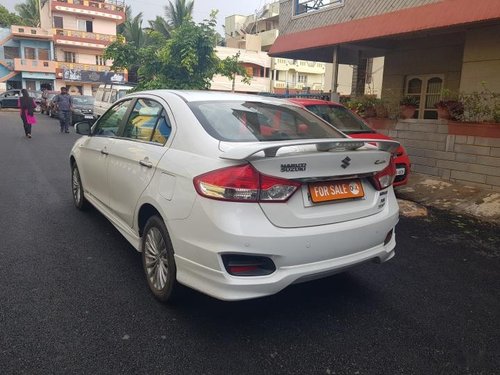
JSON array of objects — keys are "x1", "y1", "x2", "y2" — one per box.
[{"x1": 168, "y1": 189, "x2": 399, "y2": 301}]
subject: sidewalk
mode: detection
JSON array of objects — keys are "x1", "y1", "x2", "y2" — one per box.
[{"x1": 395, "y1": 172, "x2": 500, "y2": 225}]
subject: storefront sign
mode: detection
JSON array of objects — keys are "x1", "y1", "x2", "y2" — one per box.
[{"x1": 62, "y1": 69, "x2": 125, "y2": 84}]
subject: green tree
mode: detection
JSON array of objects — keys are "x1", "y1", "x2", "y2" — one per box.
[
  {"x1": 219, "y1": 51, "x2": 252, "y2": 92},
  {"x1": 0, "y1": 5, "x2": 22, "y2": 27},
  {"x1": 14, "y1": 0, "x2": 40, "y2": 27},
  {"x1": 164, "y1": 0, "x2": 194, "y2": 28},
  {"x1": 137, "y1": 13, "x2": 219, "y2": 90}
]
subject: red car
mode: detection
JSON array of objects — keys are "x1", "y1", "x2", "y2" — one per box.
[{"x1": 289, "y1": 98, "x2": 410, "y2": 186}]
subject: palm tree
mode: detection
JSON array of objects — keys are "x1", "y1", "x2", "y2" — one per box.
[
  {"x1": 164, "y1": 0, "x2": 194, "y2": 28},
  {"x1": 123, "y1": 13, "x2": 146, "y2": 48},
  {"x1": 14, "y1": 0, "x2": 40, "y2": 27},
  {"x1": 117, "y1": 4, "x2": 133, "y2": 35},
  {"x1": 148, "y1": 16, "x2": 170, "y2": 38}
]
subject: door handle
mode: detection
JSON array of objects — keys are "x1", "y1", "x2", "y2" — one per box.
[
  {"x1": 100, "y1": 149, "x2": 109, "y2": 155},
  {"x1": 139, "y1": 159, "x2": 153, "y2": 168}
]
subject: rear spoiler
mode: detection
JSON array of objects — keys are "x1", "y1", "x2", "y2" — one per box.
[{"x1": 220, "y1": 139, "x2": 400, "y2": 161}]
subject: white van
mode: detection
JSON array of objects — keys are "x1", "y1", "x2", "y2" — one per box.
[{"x1": 93, "y1": 83, "x2": 135, "y2": 117}]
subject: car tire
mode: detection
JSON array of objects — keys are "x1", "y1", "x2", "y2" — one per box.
[
  {"x1": 71, "y1": 163, "x2": 89, "y2": 210},
  {"x1": 141, "y1": 215, "x2": 179, "y2": 302}
]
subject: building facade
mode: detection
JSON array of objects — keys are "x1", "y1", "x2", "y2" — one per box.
[
  {"x1": 223, "y1": 1, "x2": 328, "y2": 95},
  {"x1": 269, "y1": 0, "x2": 500, "y2": 190},
  {"x1": 270, "y1": 0, "x2": 500, "y2": 117},
  {"x1": 39, "y1": 0, "x2": 126, "y2": 96},
  {"x1": 0, "y1": 25, "x2": 56, "y2": 91},
  {"x1": 212, "y1": 47, "x2": 272, "y2": 93}
]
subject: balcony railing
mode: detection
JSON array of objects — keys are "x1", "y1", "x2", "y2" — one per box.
[
  {"x1": 53, "y1": 29, "x2": 116, "y2": 47},
  {"x1": 11, "y1": 25, "x2": 52, "y2": 39},
  {"x1": 14, "y1": 58, "x2": 56, "y2": 73},
  {"x1": 52, "y1": 0, "x2": 125, "y2": 13},
  {"x1": 56, "y1": 62, "x2": 111, "y2": 72},
  {"x1": 294, "y1": 0, "x2": 344, "y2": 16}
]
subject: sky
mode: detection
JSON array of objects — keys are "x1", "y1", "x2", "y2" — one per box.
[{"x1": 2, "y1": 0, "x2": 269, "y2": 33}]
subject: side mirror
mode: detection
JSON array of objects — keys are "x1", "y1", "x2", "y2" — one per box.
[{"x1": 75, "y1": 121, "x2": 91, "y2": 135}]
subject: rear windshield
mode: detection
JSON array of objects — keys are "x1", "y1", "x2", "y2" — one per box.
[
  {"x1": 188, "y1": 101, "x2": 345, "y2": 142},
  {"x1": 305, "y1": 104, "x2": 374, "y2": 134}
]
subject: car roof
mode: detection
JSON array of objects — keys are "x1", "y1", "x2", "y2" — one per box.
[
  {"x1": 288, "y1": 98, "x2": 343, "y2": 107},
  {"x1": 128, "y1": 90, "x2": 296, "y2": 105}
]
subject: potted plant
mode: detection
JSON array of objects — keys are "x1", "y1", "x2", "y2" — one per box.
[
  {"x1": 374, "y1": 98, "x2": 388, "y2": 118},
  {"x1": 435, "y1": 89, "x2": 462, "y2": 120},
  {"x1": 399, "y1": 95, "x2": 418, "y2": 119}
]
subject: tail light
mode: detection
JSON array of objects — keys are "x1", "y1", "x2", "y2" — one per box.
[
  {"x1": 370, "y1": 161, "x2": 396, "y2": 190},
  {"x1": 193, "y1": 164, "x2": 300, "y2": 202}
]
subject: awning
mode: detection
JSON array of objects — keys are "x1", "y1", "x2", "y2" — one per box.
[{"x1": 269, "y1": 0, "x2": 500, "y2": 57}]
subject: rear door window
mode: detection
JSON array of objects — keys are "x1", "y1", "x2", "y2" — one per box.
[{"x1": 122, "y1": 98, "x2": 171, "y2": 144}]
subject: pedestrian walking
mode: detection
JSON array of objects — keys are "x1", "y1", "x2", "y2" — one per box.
[
  {"x1": 17, "y1": 89, "x2": 37, "y2": 139},
  {"x1": 53, "y1": 87, "x2": 73, "y2": 133}
]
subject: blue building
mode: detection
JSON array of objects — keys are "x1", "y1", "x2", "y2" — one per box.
[{"x1": 0, "y1": 25, "x2": 56, "y2": 91}]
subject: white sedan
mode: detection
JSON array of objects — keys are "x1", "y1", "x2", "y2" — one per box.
[{"x1": 70, "y1": 90, "x2": 400, "y2": 302}]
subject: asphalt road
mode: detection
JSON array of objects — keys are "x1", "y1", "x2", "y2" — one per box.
[{"x1": 0, "y1": 110, "x2": 499, "y2": 375}]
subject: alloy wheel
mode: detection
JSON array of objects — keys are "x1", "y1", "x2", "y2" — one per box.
[{"x1": 144, "y1": 227, "x2": 169, "y2": 291}]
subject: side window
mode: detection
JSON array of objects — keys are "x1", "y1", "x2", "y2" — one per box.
[
  {"x1": 94, "y1": 99, "x2": 131, "y2": 137},
  {"x1": 117, "y1": 89, "x2": 128, "y2": 100},
  {"x1": 95, "y1": 88, "x2": 104, "y2": 101},
  {"x1": 110, "y1": 89, "x2": 117, "y2": 103},
  {"x1": 102, "y1": 89, "x2": 111, "y2": 103},
  {"x1": 151, "y1": 110, "x2": 172, "y2": 144},
  {"x1": 122, "y1": 99, "x2": 171, "y2": 144},
  {"x1": 122, "y1": 99, "x2": 162, "y2": 142}
]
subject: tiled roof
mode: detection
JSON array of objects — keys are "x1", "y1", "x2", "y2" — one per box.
[{"x1": 269, "y1": 0, "x2": 500, "y2": 56}]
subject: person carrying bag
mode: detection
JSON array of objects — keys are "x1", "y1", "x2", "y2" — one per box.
[{"x1": 18, "y1": 89, "x2": 37, "y2": 138}]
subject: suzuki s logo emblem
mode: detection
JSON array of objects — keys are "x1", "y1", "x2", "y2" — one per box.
[{"x1": 341, "y1": 156, "x2": 351, "y2": 169}]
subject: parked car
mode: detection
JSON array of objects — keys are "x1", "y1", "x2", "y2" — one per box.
[
  {"x1": 40, "y1": 90, "x2": 58, "y2": 115},
  {"x1": 289, "y1": 98, "x2": 411, "y2": 186},
  {"x1": 0, "y1": 89, "x2": 42, "y2": 111},
  {"x1": 93, "y1": 83, "x2": 135, "y2": 118},
  {"x1": 70, "y1": 95, "x2": 96, "y2": 124},
  {"x1": 70, "y1": 90, "x2": 400, "y2": 302},
  {"x1": 51, "y1": 95, "x2": 95, "y2": 124}
]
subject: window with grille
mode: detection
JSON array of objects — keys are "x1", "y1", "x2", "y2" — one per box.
[
  {"x1": 96, "y1": 55, "x2": 105, "y2": 65},
  {"x1": 404, "y1": 75, "x2": 444, "y2": 119},
  {"x1": 53, "y1": 16, "x2": 63, "y2": 29},
  {"x1": 64, "y1": 51, "x2": 76, "y2": 63},
  {"x1": 294, "y1": 0, "x2": 344, "y2": 16}
]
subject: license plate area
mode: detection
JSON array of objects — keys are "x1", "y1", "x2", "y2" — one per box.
[
  {"x1": 308, "y1": 179, "x2": 365, "y2": 203},
  {"x1": 84, "y1": 115, "x2": 94, "y2": 119}
]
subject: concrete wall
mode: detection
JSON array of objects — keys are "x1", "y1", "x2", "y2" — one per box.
[
  {"x1": 382, "y1": 33, "x2": 464, "y2": 100},
  {"x1": 381, "y1": 120, "x2": 500, "y2": 191},
  {"x1": 278, "y1": 0, "x2": 441, "y2": 35},
  {"x1": 460, "y1": 24, "x2": 500, "y2": 93}
]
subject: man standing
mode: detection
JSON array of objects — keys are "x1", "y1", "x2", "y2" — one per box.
[{"x1": 53, "y1": 87, "x2": 73, "y2": 133}]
